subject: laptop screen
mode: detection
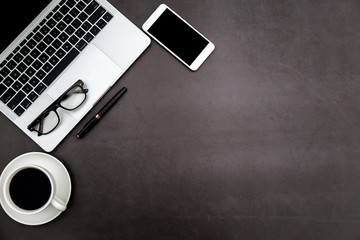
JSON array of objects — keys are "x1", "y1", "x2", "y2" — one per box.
[{"x1": 0, "y1": 0, "x2": 52, "y2": 55}]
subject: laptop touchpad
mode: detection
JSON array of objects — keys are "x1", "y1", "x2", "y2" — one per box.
[{"x1": 47, "y1": 44, "x2": 123, "y2": 120}]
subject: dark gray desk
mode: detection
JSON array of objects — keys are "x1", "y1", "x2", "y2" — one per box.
[{"x1": 1, "y1": 0, "x2": 360, "y2": 239}]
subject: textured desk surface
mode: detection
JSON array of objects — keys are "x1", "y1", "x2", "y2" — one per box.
[{"x1": 1, "y1": 0, "x2": 360, "y2": 239}]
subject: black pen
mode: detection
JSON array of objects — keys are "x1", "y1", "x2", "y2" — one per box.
[{"x1": 77, "y1": 87, "x2": 127, "y2": 138}]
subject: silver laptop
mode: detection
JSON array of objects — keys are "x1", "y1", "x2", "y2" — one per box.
[{"x1": 0, "y1": 0, "x2": 150, "y2": 152}]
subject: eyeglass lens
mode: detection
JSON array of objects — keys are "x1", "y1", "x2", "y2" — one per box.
[
  {"x1": 60, "y1": 86, "x2": 87, "y2": 110},
  {"x1": 32, "y1": 85, "x2": 87, "y2": 135}
]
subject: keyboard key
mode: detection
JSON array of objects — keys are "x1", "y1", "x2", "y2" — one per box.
[
  {"x1": 32, "y1": 26, "x2": 40, "y2": 34},
  {"x1": 0, "y1": 88, "x2": 15, "y2": 104},
  {"x1": 62, "y1": 42, "x2": 72, "y2": 52},
  {"x1": 40, "y1": 19, "x2": 46, "y2": 26},
  {"x1": 50, "y1": 28, "x2": 61, "y2": 38},
  {"x1": 37, "y1": 41, "x2": 47, "y2": 51},
  {"x1": 53, "y1": 5, "x2": 60, "y2": 13},
  {"x1": 10, "y1": 69, "x2": 21, "y2": 80},
  {"x1": 40, "y1": 25, "x2": 50, "y2": 35},
  {"x1": 3, "y1": 77, "x2": 14, "y2": 87},
  {"x1": 6, "y1": 60, "x2": 17, "y2": 70},
  {"x1": 84, "y1": 1, "x2": 99, "y2": 15},
  {"x1": 88, "y1": 6, "x2": 106, "y2": 24},
  {"x1": 46, "y1": 14, "x2": 54, "y2": 22},
  {"x1": 32, "y1": 60, "x2": 43, "y2": 70},
  {"x1": 19, "y1": 74, "x2": 30, "y2": 84},
  {"x1": 39, "y1": 53, "x2": 50, "y2": 63},
  {"x1": 42, "y1": 63, "x2": 53, "y2": 73},
  {"x1": 71, "y1": 19, "x2": 81, "y2": 28},
  {"x1": 29, "y1": 77, "x2": 40, "y2": 87},
  {"x1": 26, "y1": 39, "x2": 37, "y2": 49},
  {"x1": 43, "y1": 48, "x2": 79, "y2": 86},
  {"x1": 35, "y1": 83, "x2": 46, "y2": 95},
  {"x1": 30, "y1": 49, "x2": 41, "y2": 59},
  {"x1": 69, "y1": 8, "x2": 80, "y2": 18},
  {"x1": 25, "y1": 67, "x2": 36, "y2": 77},
  {"x1": 56, "y1": 21, "x2": 67, "y2": 31},
  {"x1": 53, "y1": 12, "x2": 63, "y2": 21},
  {"x1": 24, "y1": 56, "x2": 35, "y2": 66},
  {"x1": 76, "y1": 1, "x2": 86, "y2": 11},
  {"x1": 26, "y1": 33, "x2": 34, "y2": 41},
  {"x1": 28, "y1": 92, "x2": 39, "y2": 102},
  {"x1": 59, "y1": 32, "x2": 69, "y2": 42},
  {"x1": 12, "y1": 46, "x2": 20, "y2": 54},
  {"x1": 45, "y1": 46, "x2": 56, "y2": 56},
  {"x1": 65, "y1": 26, "x2": 75, "y2": 35},
  {"x1": 33, "y1": 32, "x2": 44, "y2": 42},
  {"x1": 49, "y1": 56, "x2": 60, "y2": 66},
  {"x1": 103, "y1": 12, "x2": 113, "y2": 22},
  {"x1": 78, "y1": 12, "x2": 88, "y2": 21},
  {"x1": 0, "y1": 67, "x2": 11, "y2": 77},
  {"x1": 90, "y1": 26, "x2": 100, "y2": 36},
  {"x1": 56, "y1": 49, "x2": 66, "y2": 58},
  {"x1": 21, "y1": 99, "x2": 32, "y2": 109},
  {"x1": 7, "y1": 91, "x2": 26, "y2": 110},
  {"x1": 69, "y1": 35, "x2": 79, "y2": 45},
  {"x1": 46, "y1": 18, "x2": 56, "y2": 28},
  {"x1": 81, "y1": 21, "x2": 92, "y2": 31},
  {"x1": 14, "y1": 106, "x2": 25, "y2": 116},
  {"x1": 96, "y1": 19, "x2": 107, "y2": 29},
  {"x1": 52, "y1": 39, "x2": 62, "y2": 49},
  {"x1": 11, "y1": 81, "x2": 22, "y2": 91},
  {"x1": 59, "y1": 5, "x2": 70, "y2": 15},
  {"x1": 20, "y1": 39, "x2": 27, "y2": 47},
  {"x1": 66, "y1": 0, "x2": 76, "y2": 8},
  {"x1": 22, "y1": 83, "x2": 33, "y2": 93},
  {"x1": 13, "y1": 53, "x2": 24, "y2": 62},
  {"x1": 6, "y1": 53, "x2": 14, "y2": 61},
  {"x1": 44, "y1": 35, "x2": 55, "y2": 44},
  {"x1": 63, "y1": 14, "x2": 73, "y2": 24},
  {"x1": 20, "y1": 46, "x2": 31, "y2": 56},
  {"x1": 36, "y1": 69, "x2": 46, "y2": 80},
  {"x1": 75, "y1": 28, "x2": 85, "y2": 38},
  {"x1": 17, "y1": 63, "x2": 27, "y2": 72},
  {"x1": 84, "y1": 33, "x2": 94, "y2": 43},
  {"x1": 75, "y1": 39, "x2": 87, "y2": 51}
]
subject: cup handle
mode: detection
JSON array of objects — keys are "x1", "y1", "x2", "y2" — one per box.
[{"x1": 51, "y1": 196, "x2": 67, "y2": 211}]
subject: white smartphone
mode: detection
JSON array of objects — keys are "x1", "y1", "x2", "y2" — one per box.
[{"x1": 142, "y1": 4, "x2": 215, "y2": 71}]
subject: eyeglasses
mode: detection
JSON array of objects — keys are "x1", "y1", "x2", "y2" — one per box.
[{"x1": 28, "y1": 80, "x2": 88, "y2": 136}]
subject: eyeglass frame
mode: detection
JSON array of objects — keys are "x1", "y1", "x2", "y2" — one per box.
[{"x1": 27, "y1": 80, "x2": 88, "y2": 136}]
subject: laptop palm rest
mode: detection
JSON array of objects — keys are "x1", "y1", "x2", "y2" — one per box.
[{"x1": 47, "y1": 44, "x2": 123, "y2": 120}]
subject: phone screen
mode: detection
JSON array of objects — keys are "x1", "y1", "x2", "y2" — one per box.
[{"x1": 148, "y1": 9, "x2": 209, "y2": 66}]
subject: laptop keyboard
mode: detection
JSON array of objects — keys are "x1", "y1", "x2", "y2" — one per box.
[{"x1": 0, "y1": 0, "x2": 113, "y2": 116}]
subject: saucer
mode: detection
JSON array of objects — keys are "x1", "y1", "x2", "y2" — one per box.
[{"x1": 0, "y1": 152, "x2": 71, "y2": 225}]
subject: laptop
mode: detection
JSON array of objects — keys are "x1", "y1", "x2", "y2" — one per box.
[{"x1": 0, "y1": 0, "x2": 150, "y2": 152}]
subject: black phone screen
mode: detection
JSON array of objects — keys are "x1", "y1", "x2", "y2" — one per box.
[{"x1": 148, "y1": 9, "x2": 209, "y2": 65}]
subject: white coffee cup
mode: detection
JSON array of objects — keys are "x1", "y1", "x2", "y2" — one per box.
[{"x1": 3, "y1": 165, "x2": 66, "y2": 215}]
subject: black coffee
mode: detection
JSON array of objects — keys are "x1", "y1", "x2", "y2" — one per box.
[{"x1": 9, "y1": 168, "x2": 51, "y2": 210}]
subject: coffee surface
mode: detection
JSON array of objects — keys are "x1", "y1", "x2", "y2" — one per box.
[{"x1": 9, "y1": 168, "x2": 52, "y2": 210}]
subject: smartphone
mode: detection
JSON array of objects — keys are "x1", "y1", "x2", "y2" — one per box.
[{"x1": 142, "y1": 4, "x2": 215, "y2": 71}]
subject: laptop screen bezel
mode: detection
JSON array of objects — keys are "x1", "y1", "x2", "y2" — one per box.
[{"x1": 0, "y1": 0, "x2": 57, "y2": 62}]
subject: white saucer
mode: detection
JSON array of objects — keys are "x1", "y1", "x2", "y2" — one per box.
[{"x1": 0, "y1": 152, "x2": 71, "y2": 225}]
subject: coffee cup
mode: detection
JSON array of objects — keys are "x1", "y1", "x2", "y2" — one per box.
[{"x1": 3, "y1": 165, "x2": 66, "y2": 215}]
